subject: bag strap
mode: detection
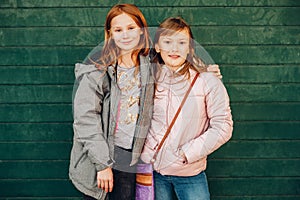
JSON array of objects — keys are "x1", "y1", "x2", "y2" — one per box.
[{"x1": 150, "y1": 72, "x2": 200, "y2": 163}]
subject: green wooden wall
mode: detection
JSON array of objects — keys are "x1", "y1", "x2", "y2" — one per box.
[{"x1": 0, "y1": 0, "x2": 299, "y2": 199}]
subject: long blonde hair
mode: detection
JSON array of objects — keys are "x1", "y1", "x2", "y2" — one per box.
[
  {"x1": 94, "y1": 4, "x2": 150, "y2": 69},
  {"x1": 151, "y1": 17, "x2": 207, "y2": 78}
]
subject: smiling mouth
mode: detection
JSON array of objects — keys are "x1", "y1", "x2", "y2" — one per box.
[
  {"x1": 121, "y1": 40, "x2": 133, "y2": 45},
  {"x1": 168, "y1": 55, "x2": 180, "y2": 59}
]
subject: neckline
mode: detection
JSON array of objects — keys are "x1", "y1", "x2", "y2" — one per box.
[{"x1": 118, "y1": 65, "x2": 135, "y2": 70}]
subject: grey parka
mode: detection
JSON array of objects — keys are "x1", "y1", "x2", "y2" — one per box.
[{"x1": 69, "y1": 56, "x2": 154, "y2": 199}]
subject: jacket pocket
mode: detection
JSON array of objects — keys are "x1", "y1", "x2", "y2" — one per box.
[
  {"x1": 157, "y1": 147, "x2": 186, "y2": 171},
  {"x1": 74, "y1": 150, "x2": 87, "y2": 169},
  {"x1": 73, "y1": 151, "x2": 98, "y2": 189}
]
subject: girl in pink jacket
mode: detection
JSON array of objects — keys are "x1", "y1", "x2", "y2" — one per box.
[{"x1": 141, "y1": 17, "x2": 233, "y2": 200}]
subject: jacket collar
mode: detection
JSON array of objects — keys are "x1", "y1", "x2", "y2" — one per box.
[{"x1": 107, "y1": 55, "x2": 150, "y2": 85}]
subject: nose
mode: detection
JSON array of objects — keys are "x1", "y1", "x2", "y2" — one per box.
[
  {"x1": 122, "y1": 30, "x2": 129, "y2": 38},
  {"x1": 171, "y1": 42, "x2": 178, "y2": 52}
]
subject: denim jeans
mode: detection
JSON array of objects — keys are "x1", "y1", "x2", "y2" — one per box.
[{"x1": 154, "y1": 171, "x2": 210, "y2": 200}]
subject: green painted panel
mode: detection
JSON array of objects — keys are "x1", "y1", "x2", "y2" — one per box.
[
  {"x1": 1, "y1": 140, "x2": 299, "y2": 160},
  {"x1": 0, "y1": 27, "x2": 103, "y2": 47},
  {"x1": 2, "y1": 0, "x2": 300, "y2": 8},
  {"x1": 0, "y1": 161, "x2": 69, "y2": 179},
  {"x1": 145, "y1": 6, "x2": 300, "y2": 27},
  {"x1": 0, "y1": 0, "x2": 103, "y2": 8},
  {"x1": 0, "y1": 66, "x2": 74, "y2": 84},
  {"x1": 193, "y1": 26, "x2": 300, "y2": 45},
  {"x1": 206, "y1": 159, "x2": 300, "y2": 177},
  {"x1": 1, "y1": 159, "x2": 299, "y2": 179},
  {"x1": 207, "y1": 46, "x2": 300, "y2": 65},
  {"x1": 0, "y1": 8, "x2": 110, "y2": 27},
  {"x1": 0, "y1": 198, "x2": 81, "y2": 200},
  {"x1": 0, "y1": 104, "x2": 72, "y2": 122},
  {"x1": 0, "y1": 65, "x2": 298, "y2": 84},
  {"x1": 0, "y1": 178, "x2": 298, "y2": 197},
  {"x1": 1, "y1": 121, "x2": 299, "y2": 142},
  {"x1": 0, "y1": 46, "x2": 299, "y2": 66},
  {"x1": 211, "y1": 140, "x2": 300, "y2": 159},
  {"x1": 227, "y1": 84, "x2": 300, "y2": 102},
  {"x1": 231, "y1": 103, "x2": 300, "y2": 121},
  {"x1": 1, "y1": 26, "x2": 299, "y2": 46},
  {"x1": 0, "y1": 180, "x2": 80, "y2": 197},
  {"x1": 0, "y1": 85, "x2": 73, "y2": 103},
  {"x1": 1, "y1": 7, "x2": 299, "y2": 27},
  {"x1": 2, "y1": 84, "x2": 300, "y2": 103},
  {"x1": 0, "y1": 47, "x2": 91, "y2": 66},
  {"x1": 0, "y1": 123, "x2": 73, "y2": 141},
  {"x1": 221, "y1": 65, "x2": 300, "y2": 84},
  {"x1": 0, "y1": 103, "x2": 299, "y2": 122},
  {"x1": 0, "y1": 142, "x2": 72, "y2": 160},
  {"x1": 212, "y1": 197, "x2": 300, "y2": 200},
  {"x1": 1, "y1": 84, "x2": 299, "y2": 103},
  {"x1": 208, "y1": 177, "x2": 300, "y2": 195},
  {"x1": 232, "y1": 121, "x2": 300, "y2": 140}
]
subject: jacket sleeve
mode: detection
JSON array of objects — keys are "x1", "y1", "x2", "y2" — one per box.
[
  {"x1": 73, "y1": 69, "x2": 113, "y2": 171},
  {"x1": 181, "y1": 74, "x2": 233, "y2": 164}
]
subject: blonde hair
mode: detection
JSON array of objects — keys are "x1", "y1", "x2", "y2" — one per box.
[{"x1": 151, "y1": 17, "x2": 207, "y2": 78}]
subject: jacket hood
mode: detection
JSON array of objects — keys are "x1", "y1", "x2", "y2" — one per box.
[{"x1": 74, "y1": 63, "x2": 99, "y2": 80}]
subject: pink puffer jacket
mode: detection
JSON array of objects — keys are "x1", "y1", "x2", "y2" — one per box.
[{"x1": 141, "y1": 67, "x2": 233, "y2": 176}]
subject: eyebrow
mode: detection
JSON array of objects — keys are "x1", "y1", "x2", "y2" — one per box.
[
  {"x1": 112, "y1": 23, "x2": 137, "y2": 28},
  {"x1": 161, "y1": 36, "x2": 188, "y2": 40}
]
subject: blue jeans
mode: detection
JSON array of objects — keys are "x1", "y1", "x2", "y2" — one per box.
[{"x1": 154, "y1": 171, "x2": 210, "y2": 200}]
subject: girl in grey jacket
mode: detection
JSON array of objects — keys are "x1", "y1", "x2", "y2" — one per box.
[{"x1": 69, "y1": 4, "x2": 155, "y2": 200}]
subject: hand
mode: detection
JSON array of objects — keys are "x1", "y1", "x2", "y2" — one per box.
[
  {"x1": 97, "y1": 167, "x2": 114, "y2": 193},
  {"x1": 207, "y1": 64, "x2": 222, "y2": 79}
]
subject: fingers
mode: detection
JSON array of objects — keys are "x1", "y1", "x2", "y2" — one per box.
[
  {"x1": 104, "y1": 180, "x2": 109, "y2": 193},
  {"x1": 207, "y1": 64, "x2": 223, "y2": 79},
  {"x1": 98, "y1": 179, "x2": 113, "y2": 193},
  {"x1": 208, "y1": 64, "x2": 220, "y2": 73},
  {"x1": 208, "y1": 64, "x2": 218, "y2": 70},
  {"x1": 102, "y1": 180, "x2": 108, "y2": 193},
  {"x1": 97, "y1": 168, "x2": 114, "y2": 193},
  {"x1": 108, "y1": 178, "x2": 113, "y2": 192},
  {"x1": 97, "y1": 178, "x2": 101, "y2": 188},
  {"x1": 101, "y1": 180, "x2": 105, "y2": 192}
]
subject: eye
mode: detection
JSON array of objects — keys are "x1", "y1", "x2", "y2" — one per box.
[
  {"x1": 163, "y1": 40, "x2": 171, "y2": 44},
  {"x1": 114, "y1": 29, "x2": 122, "y2": 32},
  {"x1": 179, "y1": 41, "x2": 187, "y2": 45}
]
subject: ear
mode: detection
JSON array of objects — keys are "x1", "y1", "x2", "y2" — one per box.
[{"x1": 155, "y1": 44, "x2": 160, "y2": 53}]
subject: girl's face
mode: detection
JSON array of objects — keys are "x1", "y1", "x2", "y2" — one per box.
[
  {"x1": 155, "y1": 29, "x2": 190, "y2": 71},
  {"x1": 111, "y1": 13, "x2": 143, "y2": 54}
]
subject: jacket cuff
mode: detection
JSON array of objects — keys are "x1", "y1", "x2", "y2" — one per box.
[{"x1": 95, "y1": 159, "x2": 114, "y2": 171}]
